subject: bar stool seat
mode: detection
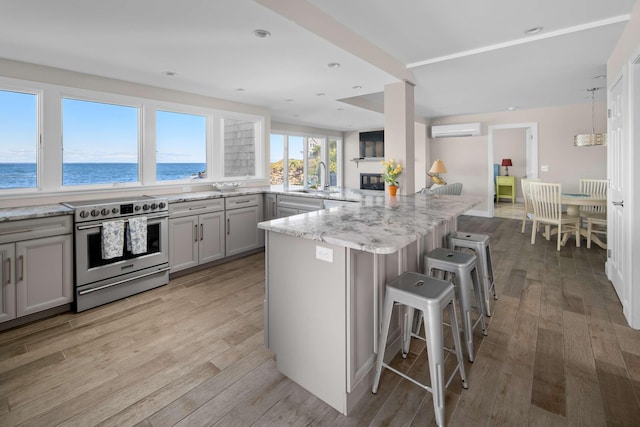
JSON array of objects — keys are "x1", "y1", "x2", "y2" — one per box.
[
  {"x1": 448, "y1": 231, "x2": 497, "y2": 317},
  {"x1": 425, "y1": 248, "x2": 487, "y2": 362},
  {"x1": 372, "y1": 272, "x2": 467, "y2": 427}
]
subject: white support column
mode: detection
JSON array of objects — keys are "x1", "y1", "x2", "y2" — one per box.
[{"x1": 384, "y1": 81, "x2": 415, "y2": 195}]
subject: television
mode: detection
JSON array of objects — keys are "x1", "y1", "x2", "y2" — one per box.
[{"x1": 359, "y1": 130, "x2": 384, "y2": 158}]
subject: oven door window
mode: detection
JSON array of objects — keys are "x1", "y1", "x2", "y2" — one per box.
[{"x1": 87, "y1": 222, "x2": 162, "y2": 268}]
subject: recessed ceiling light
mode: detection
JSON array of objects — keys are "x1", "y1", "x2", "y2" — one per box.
[
  {"x1": 316, "y1": 93, "x2": 325, "y2": 97},
  {"x1": 524, "y1": 26, "x2": 543, "y2": 35},
  {"x1": 293, "y1": 114, "x2": 299, "y2": 118},
  {"x1": 285, "y1": 98, "x2": 294, "y2": 102},
  {"x1": 253, "y1": 29, "x2": 271, "y2": 38},
  {"x1": 162, "y1": 71, "x2": 177, "y2": 77},
  {"x1": 352, "y1": 85, "x2": 362, "y2": 90},
  {"x1": 507, "y1": 106, "x2": 517, "y2": 111},
  {"x1": 337, "y1": 108, "x2": 344, "y2": 111},
  {"x1": 235, "y1": 88, "x2": 245, "y2": 92},
  {"x1": 327, "y1": 62, "x2": 340, "y2": 69},
  {"x1": 593, "y1": 74, "x2": 607, "y2": 79}
]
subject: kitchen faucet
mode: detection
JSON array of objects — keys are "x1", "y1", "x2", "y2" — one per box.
[{"x1": 318, "y1": 161, "x2": 329, "y2": 190}]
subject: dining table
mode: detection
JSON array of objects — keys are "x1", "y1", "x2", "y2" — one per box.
[{"x1": 546, "y1": 193, "x2": 607, "y2": 249}]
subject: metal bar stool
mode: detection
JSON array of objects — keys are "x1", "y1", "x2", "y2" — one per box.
[
  {"x1": 425, "y1": 248, "x2": 487, "y2": 362},
  {"x1": 448, "y1": 231, "x2": 497, "y2": 317},
  {"x1": 372, "y1": 272, "x2": 467, "y2": 427}
]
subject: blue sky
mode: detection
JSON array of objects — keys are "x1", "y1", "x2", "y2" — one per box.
[
  {"x1": 0, "y1": 90, "x2": 37, "y2": 163},
  {"x1": 0, "y1": 90, "x2": 208, "y2": 163}
]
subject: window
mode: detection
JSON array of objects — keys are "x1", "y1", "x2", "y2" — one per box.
[
  {"x1": 307, "y1": 137, "x2": 324, "y2": 189},
  {"x1": 62, "y1": 98, "x2": 139, "y2": 186},
  {"x1": 0, "y1": 89, "x2": 38, "y2": 189},
  {"x1": 269, "y1": 134, "x2": 284, "y2": 185},
  {"x1": 271, "y1": 132, "x2": 342, "y2": 189},
  {"x1": 156, "y1": 110, "x2": 206, "y2": 181},
  {"x1": 223, "y1": 118, "x2": 257, "y2": 177}
]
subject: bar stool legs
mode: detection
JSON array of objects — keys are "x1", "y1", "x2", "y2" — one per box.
[
  {"x1": 425, "y1": 248, "x2": 487, "y2": 362},
  {"x1": 448, "y1": 231, "x2": 497, "y2": 317},
  {"x1": 372, "y1": 272, "x2": 467, "y2": 427}
]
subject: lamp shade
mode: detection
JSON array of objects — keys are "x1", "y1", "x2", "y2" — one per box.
[
  {"x1": 429, "y1": 159, "x2": 447, "y2": 174},
  {"x1": 501, "y1": 158, "x2": 513, "y2": 167}
]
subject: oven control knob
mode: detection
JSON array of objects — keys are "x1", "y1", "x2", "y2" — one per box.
[
  {"x1": 134, "y1": 205, "x2": 141, "y2": 211},
  {"x1": 91, "y1": 209, "x2": 100, "y2": 217},
  {"x1": 159, "y1": 202, "x2": 166, "y2": 209},
  {"x1": 101, "y1": 208, "x2": 109, "y2": 216},
  {"x1": 143, "y1": 204, "x2": 149, "y2": 211},
  {"x1": 79, "y1": 210, "x2": 89, "y2": 219},
  {"x1": 150, "y1": 203, "x2": 158, "y2": 210},
  {"x1": 112, "y1": 208, "x2": 118, "y2": 214}
]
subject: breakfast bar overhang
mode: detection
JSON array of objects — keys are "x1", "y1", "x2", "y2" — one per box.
[{"x1": 258, "y1": 193, "x2": 481, "y2": 415}]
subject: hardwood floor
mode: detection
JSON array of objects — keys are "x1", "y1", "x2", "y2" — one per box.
[{"x1": 1, "y1": 215, "x2": 639, "y2": 426}]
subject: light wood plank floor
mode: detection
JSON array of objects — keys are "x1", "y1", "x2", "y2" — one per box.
[{"x1": 1, "y1": 215, "x2": 639, "y2": 426}]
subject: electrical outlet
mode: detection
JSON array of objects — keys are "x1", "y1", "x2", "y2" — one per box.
[
  {"x1": 316, "y1": 246, "x2": 333, "y2": 263},
  {"x1": 541, "y1": 165, "x2": 549, "y2": 172}
]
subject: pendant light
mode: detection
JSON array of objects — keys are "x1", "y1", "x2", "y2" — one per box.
[{"x1": 574, "y1": 87, "x2": 607, "y2": 146}]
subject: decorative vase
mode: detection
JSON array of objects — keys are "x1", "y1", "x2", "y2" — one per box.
[{"x1": 388, "y1": 185, "x2": 398, "y2": 196}]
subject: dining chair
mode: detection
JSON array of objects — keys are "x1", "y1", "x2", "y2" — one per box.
[
  {"x1": 579, "y1": 179, "x2": 607, "y2": 248},
  {"x1": 529, "y1": 182, "x2": 581, "y2": 251},
  {"x1": 520, "y1": 178, "x2": 541, "y2": 233}
]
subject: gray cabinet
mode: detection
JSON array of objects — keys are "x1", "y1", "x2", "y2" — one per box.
[
  {"x1": 276, "y1": 194, "x2": 324, "y2": 218},
  {"x1": 168, "y1": 199, "x2": 225, "y2": 273},
  {"x1": 264, "y1": 193, "x2": 277, "y2": 220},
  {"x1": 225, "y1": 195, "x2": 263, "y2": 257},
  {"x1": 0, "y1": 244, "x2": 16, "y2": 323},
  {"x1": 0, "y1": 216, "x2": 73, "y2": 324}
]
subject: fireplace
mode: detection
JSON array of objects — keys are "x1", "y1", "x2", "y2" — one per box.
[{"x1": 360, "y1": 173, "x2": 385, "y2": 191}]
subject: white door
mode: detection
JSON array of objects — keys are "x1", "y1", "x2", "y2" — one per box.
[{"x1": 608, "y1": 76, "x2": 625, "y2": 303}]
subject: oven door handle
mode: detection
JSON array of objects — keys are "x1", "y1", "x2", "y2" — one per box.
[
  {"x1": 77, "y1": 266, "x2": 171, "y2": 295},
  {"x1": 76, "y1": 213, "x2": 168, "y2": 230}
]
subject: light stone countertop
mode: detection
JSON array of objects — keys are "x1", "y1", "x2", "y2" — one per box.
[
  {"x1": 0, "y1": 204, "x2": 74, "y2": 222},
  {"x1": 0, "y1": 187, "x2": 480, "y2": 240},
  {"x1": 258, "y1": 193, "x2": 481, "y2": 254}
]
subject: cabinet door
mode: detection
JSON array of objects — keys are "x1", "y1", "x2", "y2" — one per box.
[
  {"x1": 199, "y1": 211, "x2": 226, "y2": 264},
  {"x1": 0, "y1": 243, "x2": 16, "y2": 323},
  {"x1": 264, "y1": 194, "x2": 277, "y2": 220},
  {"x1": 226, "y1": 206, "x2": 260, "y2": 257},
  {"x1": 276, "y1": 206, "x2": 299, "y2": 218},
  {"x1": 169, "y1": 216, "x2": 199, "y2": 273},
  {"x1": 15, "y1": 235, "x2": 72, "y2": 317}
]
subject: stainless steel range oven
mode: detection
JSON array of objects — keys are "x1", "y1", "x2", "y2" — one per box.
[{"x1": 63, "y1": 196, "x2": 170, "y2": 312}]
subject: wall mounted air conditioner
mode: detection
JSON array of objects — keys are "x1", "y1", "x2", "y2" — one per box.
[{"x1": 431, "y1": 122, "x2": 481, "y2": 138}]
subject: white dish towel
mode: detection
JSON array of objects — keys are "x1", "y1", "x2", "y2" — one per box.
[
  {"x1": 127, "y1": 216, "x2": 148, "y2": 255},
  {"x1": 101, "y1": 220, "x2": 125, "y2": 259}
]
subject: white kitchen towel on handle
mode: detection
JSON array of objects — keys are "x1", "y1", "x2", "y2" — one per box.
[
  {"x1": 127, "y1": 216, "x2": 147, "y2": 255},
  {"x1": 101, "y1": 220, "x2": 125, "y2": 259}
]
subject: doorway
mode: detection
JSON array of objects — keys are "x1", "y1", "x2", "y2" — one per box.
[{"x1": 487, "y1": 123, "x2": 539, "y2": 218}]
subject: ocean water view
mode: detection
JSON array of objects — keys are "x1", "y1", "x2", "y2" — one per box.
[{"x1": 0, "y1": 163, "x2": 206, "y2": 188}]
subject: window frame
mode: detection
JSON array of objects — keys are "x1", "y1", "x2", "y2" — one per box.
[
  {"x1": 0, "y1": 81, "x2": 42, "y2": 195},
  {"x1": 0, "y1": 75, "x2": 268, "y2": 201},
  {"x1": 270, "y1": 130, "x2": 342, "y2": 190}
]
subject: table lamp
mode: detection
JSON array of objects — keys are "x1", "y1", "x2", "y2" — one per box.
[
  {"x1": 429, "y1": 159, "x2": 447, "y2": 184},
  {"x1": 501, "y1": 158, "x2": 513, "y2": 176}
]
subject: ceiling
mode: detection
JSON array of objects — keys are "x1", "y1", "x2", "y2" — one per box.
[{"x1": 0, "y1": 0, "x2": 636, "y2": 131}]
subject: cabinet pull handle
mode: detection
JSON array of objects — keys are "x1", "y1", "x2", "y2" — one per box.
[
  {"x1": 5, "y1": 256, "x2": 10, "y2": 284},
  {"x1": 18, "y1": 255, "x2": 24, "y2": 282},
  {"x1": 235, "y1": 199, "x2": 251, "y2": 204},
  {"x1": 200, "y1": 224, "x2": 204, "y2": 240},
  {"x1": 194, "y1": 224, "x2": 198, "y2": 242},
  {"x1": 227, "y1": 218, "x2": 231, "y2": 235}
]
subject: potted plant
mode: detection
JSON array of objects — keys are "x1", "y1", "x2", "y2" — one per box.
[{"x1": 381, "y1": 158, "x2": 403, "y2": 196}]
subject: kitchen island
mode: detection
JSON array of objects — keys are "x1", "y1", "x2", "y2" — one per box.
[{"x1": 258, "y1": 192, "x2": 481, "y2": 415}]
